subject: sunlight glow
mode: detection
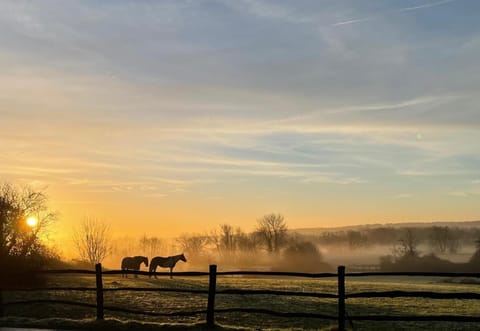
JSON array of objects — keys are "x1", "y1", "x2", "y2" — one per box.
[{"x1": 26, "y1": 217, "x2": 38, "y2": 228}]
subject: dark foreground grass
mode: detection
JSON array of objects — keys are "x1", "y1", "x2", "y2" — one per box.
[
  {"x1": 0, "y1": 316, "x2": 250, "y2": 331},
  {"x1": 3, "y1": 274, "x2": 480, "y2": 330},
  {"x1": 0, "y1": 316, "x2": 341, "y2": 331}
]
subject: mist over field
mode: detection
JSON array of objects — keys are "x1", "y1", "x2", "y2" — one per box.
[{"x1": 96, "y1": 220, "x2": 480, "y2": 274}]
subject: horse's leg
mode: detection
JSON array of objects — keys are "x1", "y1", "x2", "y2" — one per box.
[
  {"x1": 150, "y1": 266, "x2": 156, "y2": 279},
  {"x1": 170, "y1": 267, "x2": 173, "y2": 279}
]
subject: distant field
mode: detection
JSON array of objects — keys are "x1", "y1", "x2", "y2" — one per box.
[{"x1": 3, "y1": 273, "x2": 480, "y2": 330}]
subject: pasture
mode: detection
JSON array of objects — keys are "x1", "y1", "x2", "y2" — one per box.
[{"x1": 2, "y1": 272, "x2": 480, "y2": 330}]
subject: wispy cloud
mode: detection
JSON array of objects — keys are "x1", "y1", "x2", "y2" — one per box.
[
  {"x1": 449, "y1": 191, "x2": 468, "y2": 197},
  {"x1": 399, "y1": 170, "x2": 433, "y2": 177},
  {"x1": 262, "y1": 95, "x2": 461, "y2": 123},
  {"x1": 231, "y1": 0, "x2": 310, "y2": 23},
  {"x1": 144, "y1": 193, "x2": 167, "y2": 199},
  {"x1": 332, "y1": 17, "x2": 373, "y2": 27},
  {"x1": 399, "y1": 0, "x2": 459, "y2": 12},
  {"x1": 333, "y1": 0, "x2": 460, "y2": 26},
  {"x1": 301, "y1": 176, "x2": 367, "y2": 185}
]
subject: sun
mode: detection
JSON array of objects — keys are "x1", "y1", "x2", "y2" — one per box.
[{"x1": 26, "y1": 217, "x2": 38, "y2": 228}]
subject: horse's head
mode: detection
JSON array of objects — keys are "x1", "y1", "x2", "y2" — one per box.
[
  {"x1": 143, "y1": 256, "x2": 149, "y2": 267},
  {"x1": 180, "y1": 253, "x2": 187, "y2": 262}
]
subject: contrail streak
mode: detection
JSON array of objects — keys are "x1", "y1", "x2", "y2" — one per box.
[
  {"x1": 399, "y1": 0, "x2": 458, "y2": 12},
  {"x1": 333, "y1": 0, "x2": 460, "y2": 27},
  {"x1": 332, "y1": 17, "x2": 373, "y2": 26}
]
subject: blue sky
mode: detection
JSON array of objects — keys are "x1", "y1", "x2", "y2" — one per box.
[{"x1": 1, "y1": 0, "x2": 479, "y2": 237}]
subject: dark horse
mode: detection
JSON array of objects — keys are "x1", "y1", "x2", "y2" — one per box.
[
  {"x1": 121, "y1": 256, "x2": 148, "y2": 278},
  {"x1": 149, "y1": 253, "x2": 187, "y2": 279}
]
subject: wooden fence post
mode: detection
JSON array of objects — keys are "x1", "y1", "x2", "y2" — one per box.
[
  {"x1": 95, "y1": 263, "x2": 104, "y2": 320},
  {"x1": 338, "y1": 265, "x2": 346, "y2": 331},
  {"x1": 206, "y1": 264, "x2": 217, "y2": 327}
]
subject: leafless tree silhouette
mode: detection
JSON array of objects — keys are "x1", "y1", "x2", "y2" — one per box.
[
  {"x1": 256, "y1": 213, "x2": 288, "y2": 253},
  {"x1": 73, "y1": 217, "x2": 112, "y2": 266},
  {"x1": 398, "y1": 228, "x2": 420, "y2": 258}
]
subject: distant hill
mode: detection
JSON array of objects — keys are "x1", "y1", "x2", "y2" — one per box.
[{"x1": 292, "y1": 220, "x2": 480, "y2": 235}]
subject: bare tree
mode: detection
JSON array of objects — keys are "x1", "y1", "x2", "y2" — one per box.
[
  {"x1": 209, "y1": 225, "x2": 260, "y2": 254},
  {"x1": 429, "y1": 226, "x2": 450, "y2": 253},
  {"x1": 176, "y1": 233, "x2": 208, "y2": 256},
  {"x1": 256, "y1": 213, "x2": 288, "y2": 253},
  {"x1": 398, "y1": 228, "x2": 420, "y2": 258},
  {"x1": 235, "y1": 227, "x2": 260, "y2": 252},
  {"x1": 139, "y1": 234, "x2": 163, "y2": 257},
  {"x1": 112, "y1": 235, "x2": 137, "y2": 258},
  {"x1": 219, "y1": 224, "x2": 235, "y2": 252},
  {"x1": 347, "y1": 230, "x2": 367, "y2": 249},
  {"x1": 73, "y1": 217, "x2": 112, "y2": 266},
  {"x1": 429, "y1": 226, "x2": 461, "y2": 254},
  {"x1": 0, "y1": 183, "x2": 57, "y2": 260}
]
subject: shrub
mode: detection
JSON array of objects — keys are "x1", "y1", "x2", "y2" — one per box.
[{"x1": 271, "y1": 241, "x2": 332, "y2": 272}]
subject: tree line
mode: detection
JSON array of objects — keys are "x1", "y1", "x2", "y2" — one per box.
[
  {"x1": 307, "y1": 226, "x2": 475, "y2": 254},
  {"x1": 3, "y1": 183, "x2": 479, "y2": 276},
  {"x1": 1, "y1": 183, "x2": 324, "y2": 272}
]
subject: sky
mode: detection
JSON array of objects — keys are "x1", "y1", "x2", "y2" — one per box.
[{"x1": 1, "y1": 0, "x2": 480, "y2": 247}]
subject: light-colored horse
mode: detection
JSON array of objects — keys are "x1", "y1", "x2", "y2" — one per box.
[{"x1": 149, "y1": 253, "x2": 187, "y2": 279}]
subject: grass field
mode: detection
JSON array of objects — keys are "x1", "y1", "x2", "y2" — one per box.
[{"x1": 2, "y1": 273, "x2": 480, "y2": 330}]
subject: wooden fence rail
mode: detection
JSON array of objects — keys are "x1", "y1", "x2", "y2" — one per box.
[{"x1": 2, "y1": 264, "x2": 480, "y2": 330}]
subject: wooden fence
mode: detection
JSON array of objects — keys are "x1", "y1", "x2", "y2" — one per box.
[{"x1": 2, "y1": 264, "x2": 480, "y2": 331}]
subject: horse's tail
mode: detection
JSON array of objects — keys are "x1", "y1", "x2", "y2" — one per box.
[
  {"x1": 121, "y1": 257, "x2": 130, "y2": 270},
  {"x1": 148, "y1": 258, "x2": 156, "y2": 272},
  {"x1": 121, "y1": 257, "x2": 128, "y2": 278}
]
